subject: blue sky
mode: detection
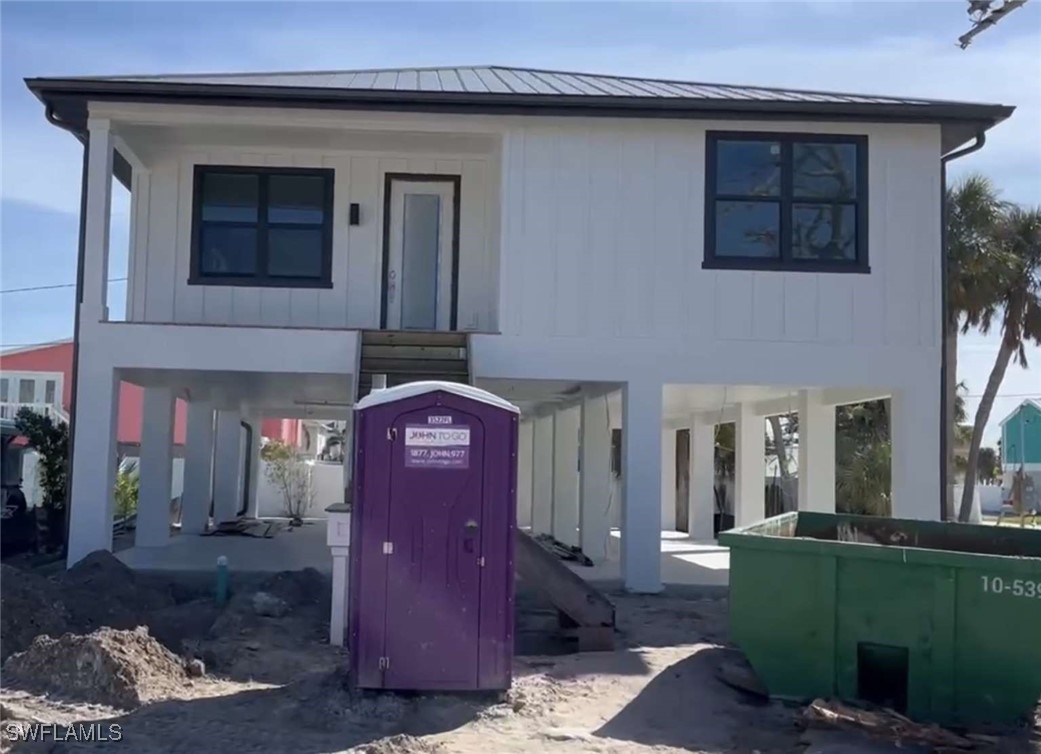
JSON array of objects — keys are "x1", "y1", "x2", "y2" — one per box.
[{"x1": 2, "y1": 1, "x2": 1039, "y2": 441}]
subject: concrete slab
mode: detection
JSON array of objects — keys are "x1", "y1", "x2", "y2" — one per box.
[
  {"x1": 565, "y1": 529, "x2": 730, "y2": 587},
  {"x1": 117, "y1": 521, "x2": 730, "y2": 589},
  {"x1": 116, "y1": 518, "x2": 331, "y2": 573}
]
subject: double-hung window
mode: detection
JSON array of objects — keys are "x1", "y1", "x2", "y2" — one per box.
[
  {"x1": 704, "y1": 132, "x2": 868, "y2": 272},
  {"x1": 190, "y1": 166, "x2": 334, "y2": 287}
]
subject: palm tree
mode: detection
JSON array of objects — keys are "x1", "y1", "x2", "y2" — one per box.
[
  {"x1": 945, "y1": 175, "x2": 1007, "y2": 518},
  {"x1": 958, "y1": 206, "x2": 1041, "y2": 521},
  {"x1": 835, "y1": 401, "x2": 891, "y2": 516}
]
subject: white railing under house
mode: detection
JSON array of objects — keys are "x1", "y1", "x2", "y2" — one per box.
[{"x1": 0, "y1": 402, "x2": 69, "y2": 424}]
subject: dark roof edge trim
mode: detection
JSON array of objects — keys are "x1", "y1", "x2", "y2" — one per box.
[{"x1": 26, "y1": 78, "x2": 1015, "y2": 131}]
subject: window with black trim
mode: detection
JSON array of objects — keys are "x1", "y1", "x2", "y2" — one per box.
[
  {"x1": 704, "y1": 132, "x2": 868, "y2": 272},
  {"x1": 190, "y1": 166, "x2": 334, "y2": 287}
]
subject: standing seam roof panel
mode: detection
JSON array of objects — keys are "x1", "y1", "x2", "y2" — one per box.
[
  {"x1": 587, "y1": 76, "x2": 660, "y2": 97},
  {"x1": 396, "y1": 70, "x2": 419, "y2": 91},
  {"x1": 418, "y1": 70, "x2": 442, "y2": 92},
  {"x1": 350, "y1": 71, "x2": 378, "y2": 89},
  {"x1": 372, "y1": 70, "x2": 398, "y2": 90},
  {"x1": 455, "y1": 68, "x2": 488, "y2": 93},
  {"x1": 494, "y1": 68, "x2": 543, "y2": 94},
  {"x1": 528, "y1": 71, "x2": 585, "y2": 95},
  {"x1": 435, "y1": 68, "x2": 467, "y2": 93},
  {"x1": 329, "y1": 72, "x2": 359, "y2": 89},
  {"x1": 554, "y1": 73, "x2": 615, "y2": 96},
  {"x1": 639, "y1": 80, "x2": 703, "y2": 98},
  {"x1": 472, "y1": 68, "x2": 511, "y2": 93}
]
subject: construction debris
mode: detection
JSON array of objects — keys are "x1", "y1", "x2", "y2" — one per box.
[
  {"x1": 802, "y1": 697, "x2": 976, "y2": 749},
  {"x1": 532, "y1": 533, "x2": 594, "y2": 566}
]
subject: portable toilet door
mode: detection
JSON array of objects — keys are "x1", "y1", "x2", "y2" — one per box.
[{"x1": 348, "y1": 381, "x2": 519, "y2": 691}]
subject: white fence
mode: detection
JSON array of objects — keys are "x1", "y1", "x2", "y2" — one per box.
[{"x1": 256, "y1": 459, "x2": 344, "y2": 519}]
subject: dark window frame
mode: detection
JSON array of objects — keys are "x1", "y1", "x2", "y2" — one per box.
[
  {"x1": 704, "y1": 131, "x2": 870, "y2": 274},
  {"x1": 189, "y1": 165, "x2": 335, "y2": 288}
]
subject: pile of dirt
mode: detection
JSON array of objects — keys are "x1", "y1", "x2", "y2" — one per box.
[
  {"x1": 0, "y1": 563, "x2": 70, "y2": 661},
  {"x1": 57, "y1": 550, "x2": 176, "y2": 633},
  {"x1": 255, "y1": 567, "x2": 329, "y2": 610},
  {"x1": 201, "y1": 568, "x2": 337, "y2": 683},
  {"x1": 2, "y1": 626, "x2": 190, "y2": 710},
  {"x1": 348, "y1": 735, "x2": 444, "y2": 754}
]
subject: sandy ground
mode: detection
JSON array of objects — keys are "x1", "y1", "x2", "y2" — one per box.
[{"x1": 1, "y1": 558, "x2": 1037, "y2": 754}]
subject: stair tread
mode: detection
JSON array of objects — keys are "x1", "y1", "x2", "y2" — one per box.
[
  {"x1": 360, "y1": 345, "x2": 467, "y2": 360},
  {"x1": 361, "y1": 330, "x2": 468, "y2": 347}
]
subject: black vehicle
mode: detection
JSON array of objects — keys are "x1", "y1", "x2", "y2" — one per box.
[{"x1": 1, "y1": 418, "x2": 37, "y2": 556}]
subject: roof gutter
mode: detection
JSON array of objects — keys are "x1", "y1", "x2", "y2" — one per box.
[
  {"x1": 938, "y1": 130, "x2": 987, "y2": 521},
  {"x1": 45, "y1": 104, "x2": 89, "y2": 558}
]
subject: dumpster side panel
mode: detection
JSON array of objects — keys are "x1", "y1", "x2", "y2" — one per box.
[
  {"x1": 834, "y1": 559, "x2": 957, "y2": 722},
  {"x1": 725, "y1": 513, "x2": 1041, "y2": 725},
  {"x1": 729, "y1": 546, "x2": 836, "y2": 700},
  {"x1": 954, "y1": 563, "x2": 1041, "y2": 725}
]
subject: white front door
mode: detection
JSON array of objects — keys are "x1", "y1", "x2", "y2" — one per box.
[{"x1": 385, "y1": 179, "x2": 456, "y2": 330}]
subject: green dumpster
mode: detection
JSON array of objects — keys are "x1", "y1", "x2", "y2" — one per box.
[{"x1": 719, "y1": 512, "x2": 1041, "y2": 726}]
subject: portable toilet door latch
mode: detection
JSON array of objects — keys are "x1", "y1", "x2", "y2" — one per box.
[
  {"x1": 386, "y1": 427, "x2": 397, "y2": 441},
  {"x1": 382, "y1": 541, "x2": 394, "y2": 555}
]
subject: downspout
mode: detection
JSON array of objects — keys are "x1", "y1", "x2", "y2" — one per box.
[
  {"x1": 939, "y1": 130, "x2": 987, "y2": 521},
  {"x1": 238, "y1": 420, "x2": 253, "y2": 517},
  {"x1": 45, "y1": 104, "x2": 89, "y2": 556}
]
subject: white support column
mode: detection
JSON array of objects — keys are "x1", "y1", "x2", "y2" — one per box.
[
  {"x1": 66, "y1": 359, "x2": 120, "y2": 565},
  {"x1": 734, "y1": 402, "x2": 765, "y2": 528},
  {"x1": 136, "y1": 387, "x2": 176, "y2": 547},
  {"x1": 690, "y1": 420, "x2": 716, "y2": 540},
  {"x1": 342, "y1": 413, "x2": 354, "y2": 504},
  {"x1": 181, "y1": 401, "x2": 215, "y2": 534},
  {"x1": 551, "y1": 406, "x2": 580, "y2": 547},
  {"x1": 580, "y1": 395, "x2": 611, "y2": 563},
  {"x1": 620, "y1": 380, "x2": 663, "y2": 593},
  {"x1": 798, "y1": 390, "x2": 836, "y2": 513},
  {"x1": 531, "y1": 415, "x2": 554, "y2": 535},
  {"x1": 83, "y1": 119, "x2": 114, "y2": 322},
  {"x1": 891, "y1": 385, "x2": 941, "y2": 520},
  {"x1": 516, "y1": 421, "x2": 534, "y2": 529},
  {"x1": 244, "y1": 419, "x2": 262, "y2": 519},
  {"x1": 326, "y1": 504, "x2": 352, "y2": 646},
  {"x1": 660, "y1": 428, "x2": 677, "y2": 531},
  {"x1": 212, "y1": 410, "x2": 243, "y2": 523}
]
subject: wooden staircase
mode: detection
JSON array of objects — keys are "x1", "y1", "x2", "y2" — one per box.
[
  {"x1": 514, "y1": 530, "x2": 616, "y2": 651},
  {"x1": 356, "y1": 330, "x2": 471, "y2": 398}
]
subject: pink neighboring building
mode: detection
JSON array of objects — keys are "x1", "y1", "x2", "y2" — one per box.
[{"x1": 1, "y1": 341, "x2": 296, "y2": 448}]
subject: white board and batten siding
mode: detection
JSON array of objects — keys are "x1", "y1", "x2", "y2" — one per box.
[
  {"x1": 497, "y1": 119, "x2": 943, "y2": 352},
  {"x1": 127, "y1": 147, "x2": 500, "y2": 332}
]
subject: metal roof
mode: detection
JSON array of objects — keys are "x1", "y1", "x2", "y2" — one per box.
[
  {"x1": 26, "y1": 65, "x2": 1014, "y2": 153},
  {"x1": 55, "y1": 65, "x2": 959, "y2": 106}
]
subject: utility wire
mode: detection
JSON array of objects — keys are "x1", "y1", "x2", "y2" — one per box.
[{"x1": 0, "y1": 278, "x2": 127, "y2": 295}]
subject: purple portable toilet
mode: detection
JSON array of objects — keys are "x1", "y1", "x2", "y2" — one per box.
[{"x1": 348, "y1": 381, "x2": 519, "y2": 691}]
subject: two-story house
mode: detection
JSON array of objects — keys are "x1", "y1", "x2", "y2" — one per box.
[{"x1": 26, "y1": 66, "x2": 1012, "y2": 591}]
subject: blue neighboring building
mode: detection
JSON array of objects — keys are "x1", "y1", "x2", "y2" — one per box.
[{"x1": 999, "y1": 399, "x2": 1041, "y2": 470}]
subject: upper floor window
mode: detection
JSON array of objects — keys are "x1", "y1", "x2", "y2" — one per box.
[
  {"x1": 18, "y1": 379, "x2": 35, "y2": 403},
  {"x1": 190, "y1": 166, "x2": 334, "y2": 288},
  {"x1": 704, "y1": 132, "x2": 868, "y2": 273}
]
